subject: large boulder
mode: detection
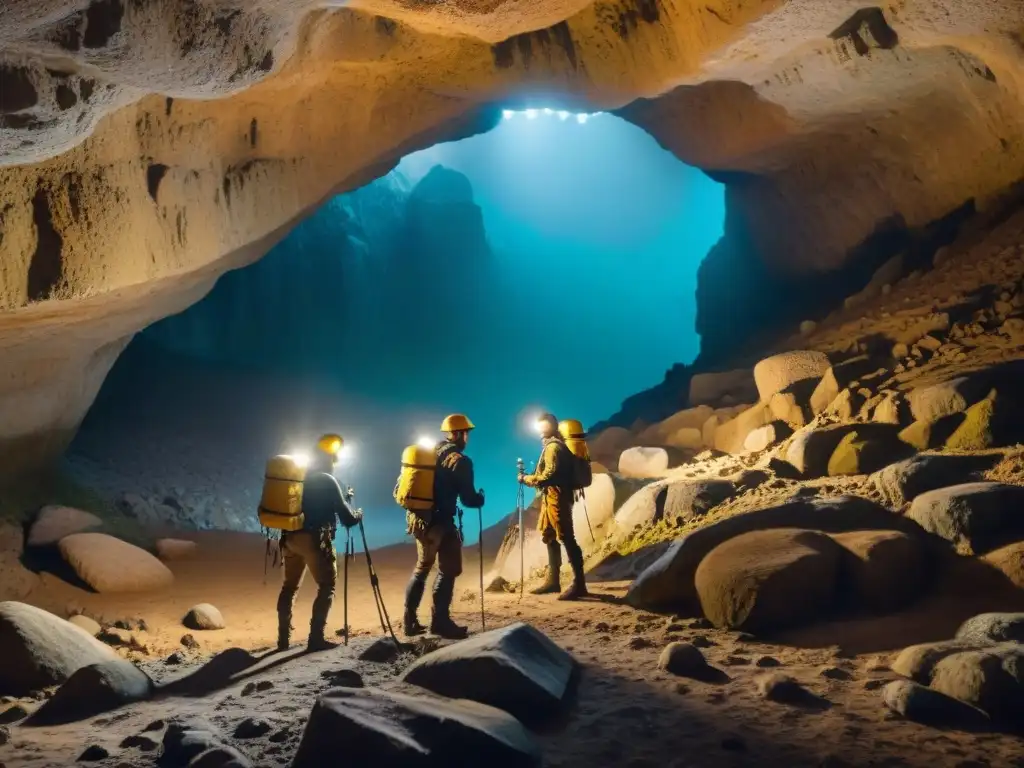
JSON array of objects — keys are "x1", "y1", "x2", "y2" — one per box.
[
  {"x1": 768, "y1": 380, "x2": 816, "y2": 428},
  {"x1": 155, "y1": 538, "x2": 198, "y2": 561},
  {"x1": 954, "y1": 613, "x2": 1024, "y2": 644},
  {"x1": 809, "y1": 356, "x2": 883, "y2": 416},
  {"x1": 292, "y1": 687, "x2": 541, "y2": 768},
  {"x1": 588, "y1": 427, "x2": 633, "y2": 461},
  {"x1": 713, "y1": 404, "x2": 771, "y2": 454},
  {"x1": 882, "y1": 679, "x2": 991, "y2": 729},
  {"x1": 982, "y1": 542, "x2": 1024, "y2": 590},
  {"x1": 401, "y1": 622, "x2": 573, "y2": 722},
  {"x1": 753, "y1": 350, "x2": 829, "y2": 401},
  {"x1": 30, "y1": 659, "x2": 154, "y2": 725},
  {"x1": 928, "y1": 644, "x2": 1024, "y2": 724},
  {"x1": 695, "y1": 528, "x2": 844, "y2": 632},
  {"x1": 610, "y1": 479, "x2": 733, "y2": 543},
  {"x1": 832, "y1": 530, "x2": 928, "y2": 613},
  {"x1": 907, "y1": 377, "x2": 992, "y2": 422},
  {"x1": 826, "y1": 428, "x2": 914, "y2": 477},
  {"x1": 891, "y1": 639, "x2": 984, "y2": 683},
  {"x1": 870, "y1": 453, "x2": 999, "y2": 507},
  {"x1": 0, "y1": 602, "x2": 119, "y2": 696},
  {"x1": 743, "y1": 421, "x2": 793, "y2": 453},
  {"x1": 637, "y1": 406, "x2": 713, "y2": 446},
  {"x1": 625, "y1": 495, "x2": 923, "y2": 611},
  {"x1": 163, "y1": 718, "x2": 253, "y2": 768},
  {"x1": 58, "y1": 533, "x2": 174, "y2": 593},
  {"x1": 688, "y1": 369, "x2": 756, "y2": 407},
  {"x1": 617, "y1": 446, "x2": 686, "y2": 478},
  {"x1": 906, "y1": 482, "x2": 1024, "y2": 555},
  {"x1": 570, "y1": 473, "x2": 651, "y2": 540},
  {"x1": 26, "y1": 506, "x2": 102, "y2": 547},
  {"x1": 785, "y1": 423, "x2": 903, "y2": 479},
  {"x1": 945, "y1": 391, "x2": 1024, "y2": 450},
  {"x1": 898, "y1": 414, "x2": 964, "y2": 451}
]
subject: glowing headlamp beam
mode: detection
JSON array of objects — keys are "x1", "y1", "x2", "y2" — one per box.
[{"x1": 417, "y1": 435, "x2": 436, "y2": 450}]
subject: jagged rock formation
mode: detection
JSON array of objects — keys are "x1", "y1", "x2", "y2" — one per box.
[
  {"x1": 142, "y1": 172, "x2": 410, "y2": 369},
  {"x1": 2, "y1": 1, "x2": 1024, "y2": 480}
]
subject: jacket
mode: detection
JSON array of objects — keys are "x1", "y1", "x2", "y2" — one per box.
[
  {"x1": 433, "y1": 440, "x2": 484, "y2": 523},
  {"x1": 523, "y1": 436, "x2": 575, "y2": 524},
  {"x1": 301, "y1": 471, "x2": 358, "y2": 535}
]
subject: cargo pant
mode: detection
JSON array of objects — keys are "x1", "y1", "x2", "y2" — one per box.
[
  {"x1": 537, "y1": 487, "x2": 585, "y2": 584},
  {"x1": 405, "y1": 516, "x2": 462, "y2": 622},
  {"x1": 277, "y1": 529, "x2": 337, "y2": 643}
]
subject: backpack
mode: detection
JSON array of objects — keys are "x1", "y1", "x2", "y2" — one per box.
[
  {"x1": 394, "y1": 444, "x2": 436, "y2": 515},
  {"x1": 558, "y1": 419, "x2": 593, "y2": 491},
  {"x1": 258, "y1": 454, "x2": 307, "y2": 533}
]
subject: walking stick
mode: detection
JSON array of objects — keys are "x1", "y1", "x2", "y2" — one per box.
[
  {"x1": 342, "y1": 530, "x2": 351, "y2": 645},
  {"x1": 516, "y1": 456, "x2": 524, "y2": 602},
  {"x1": 478, "y1": 501, "x2": 485, "y2": 631},
  {"x1": 579, "y1": 490, "x2": 595, "y2": 541}
]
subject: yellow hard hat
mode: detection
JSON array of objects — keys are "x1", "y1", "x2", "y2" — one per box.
[
  {"x1": 440, "y1": 414, "x2": 475, "y2": 432},
  {"x1": 316, "y1": 433, "x2": 344, "y2": 457},
  {"x1": 558, "y1": 419, "x2": 585, "y2": 440}
]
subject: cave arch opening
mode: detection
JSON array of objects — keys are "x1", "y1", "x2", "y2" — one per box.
[{"x1": 68, "y1": 111, "x2": 725, "y2": 548}]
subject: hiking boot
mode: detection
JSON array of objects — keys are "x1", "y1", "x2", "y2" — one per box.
[
  {"x1": 430, "y1": 615, "x2": 469, "y2": 640},
  {"x1": 558, "y1": 579, "x2": 589, "y2": 601},
  {"x1": 307, "y1": 636, "x2": 341, "y2": 652},
  {"x1": 531, "y1": 540, "x2": 562, "y2": 595},
  {"x1": 530, "y1": 576, "x2": 561, "y2": 595},
  {"x1": 403, "y1": 614, "x2": 427, "y2": 637}
]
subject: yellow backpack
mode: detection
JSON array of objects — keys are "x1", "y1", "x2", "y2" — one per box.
[
  {"x1": 559, "y1": 419, "x2": 593, "y2": 491},
  {"x1": 394, "y1": 445, "x2": 436, "y2": 513},
  {"x1": 258, "y1": 455, "x2": 307, "y2": 532}
]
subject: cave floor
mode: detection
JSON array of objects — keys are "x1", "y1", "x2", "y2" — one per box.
[{"x1": 3, "y1": 529, "x2": 1024, "y2": 768}]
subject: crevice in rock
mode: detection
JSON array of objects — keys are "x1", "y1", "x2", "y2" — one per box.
[
  {"x1": 0, "y1": 64, "x2": 38, "y2": 114},
  {"x1": 55, "y1": 85, "x2": 78, "y2": 111},
  {"x1": 829, "y1": 7, "x2": 899, "y2": 52},
  {"x1": 146, "y1": 163, "x2": 169, "y2": 203},
  {"x1": 248, "y1": 118, "x2": 257, "y2": 148},
  {"x1": 375, "y1": 16, "x2": 398, "y2": 36},
  {"x1": 83, "y1": 0, "x2": 124, "y2": 50},
  {"x1": 492, "y1": 20, "x2": 578, "y2": 70},
  {"x1": 27, "y1": 186, "x2": 65, "y2": 302}
]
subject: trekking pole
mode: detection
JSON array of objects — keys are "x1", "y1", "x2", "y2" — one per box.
[
  {"x1": 342, "y1": 530, "x2": 351, "y2": 646},
  {"x1": 516, "y1": 458, "x2": 525, "y2": 601},
  {"x1": 357, "y1": 515, "x2": 400, "y2": 646},
  {"x1": 580, "y1": 490, "x2": 595, "y2": 542},
  {"x1": 477, "y1": 500, "x2": 485, "y2": 631}
]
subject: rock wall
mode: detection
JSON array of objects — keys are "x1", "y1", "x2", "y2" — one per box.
[{"x1": 2, "y1": 1, "x2": 1024, "y2": 480}]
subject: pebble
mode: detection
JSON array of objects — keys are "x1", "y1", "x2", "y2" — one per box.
[
  {"x1": 820, "y1": 666, "x2": 852, "y2": 681},
  {"x1": 78, "y1": 745, "x2": 109, "y2": 762},
  {"x1": 120, "y1": 735, "x2": 159, "y2": 751},
  {"x1": 234, "y1": 717, "x2": 272, "y2": 739}
]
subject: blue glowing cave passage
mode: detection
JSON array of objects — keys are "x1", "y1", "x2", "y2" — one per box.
[{"x1": 103, "y1": 109, "x2": 725, "y2": 549}]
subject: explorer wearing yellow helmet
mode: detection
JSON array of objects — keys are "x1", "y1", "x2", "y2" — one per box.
[
  {"x1": 402, "y1": 413, "x2": 485, "y2": 639},
  {"x1": 519, "y1": 413, "x2": 588, "y2": 600},
  {"x1": 276, "y1": 433, "x2": 358, "y2": 652}
]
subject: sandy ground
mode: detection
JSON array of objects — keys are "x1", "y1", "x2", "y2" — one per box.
[{"x1": 4, "y1": 527, "x2": 1024, "y2": 768}]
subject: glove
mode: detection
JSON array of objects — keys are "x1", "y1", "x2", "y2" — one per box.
[{"x1": 517, "y1": 473, "x2": 525, "y2": 484}]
